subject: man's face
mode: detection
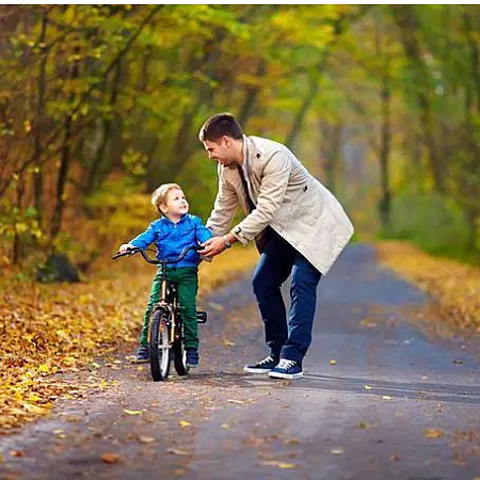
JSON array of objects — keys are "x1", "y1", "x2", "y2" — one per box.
[{"x1": 203, "y1": 137, "x2": 235, "y2": 166}]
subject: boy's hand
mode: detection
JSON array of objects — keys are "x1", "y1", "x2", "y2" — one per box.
[{"x1": 119, "y1": 243, "x2": 134, "y2": 254}]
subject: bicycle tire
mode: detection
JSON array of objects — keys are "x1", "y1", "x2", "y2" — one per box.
[
  {"x1": 149, "y1": 307, "x2": 171, "y2": 381},
  {"x1": 173, "y1": 340, "x2": 189, "y2": 376}
]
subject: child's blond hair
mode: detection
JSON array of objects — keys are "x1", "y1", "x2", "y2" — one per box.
[{"x1": 151, "y1": 183, "x2": 182, "y2": 214}]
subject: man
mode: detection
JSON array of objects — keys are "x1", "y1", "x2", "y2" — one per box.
[{"x1": 199, "y1": 113, "x2": 354, "y2": 380}]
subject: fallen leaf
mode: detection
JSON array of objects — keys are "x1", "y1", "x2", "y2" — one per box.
[
  {"x1": 329, "y1": 359, "x2": 337, "y2": 365},
  {"x1": 364, "y1": 385, "x2": 372, "y2": 390},
  {"x1": 222, "y1": 340, "x2": 236, "y2": 346},
  {"x1": 101, "y1": 452, "x2": 121, "y2": 464},
  {"x1": 424, "y1": 428, "x2": 444, "y2": 439},
  {"x1": 167, "y1": 449, "x2": 190, "y2": 456},
  {"x1": 123, "y1": 409, "x2": 143, "y2": 416},
  {"x1": 9, "y1": 450, "x2": 25, "y2": 457},
  {"x1": 259, "y1": 460, "x2": 296, "y2": 469},
  {"x1": 23, "y1": 403, "x2": 49, "y2": 415},
  {"x1": 138, "y1": 435, "x2": 156, "y2": 444},
  {"x1": 179, "y1": 420, "x2": 191, "y2": 428},
  {"x1": 227, "y1": 399, "x2": 244, "y2": 404},
  {"x1": 382, "y1": 396, "x2": 392, "y2": 400},
  {"x1": 356, "y1": 421, "x2": 376, "y2": 429},
  {"x1": 330, "y1": 448, "x2": 344, "y2": 455},
  {"x1": 390, "y1": 454, "x2": 401, "y2": 461},
  {"x1": 283, "y1": 438, "x2": 300, "y2": 446},
  {"x1": 221, "y1": 423, "x2": 231, "y2": 429}
]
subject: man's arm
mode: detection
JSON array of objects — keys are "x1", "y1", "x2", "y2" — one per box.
[
  {"x1": 205, "y1": 164, "x2": 239, "y2": 236},
  {"x1": 230, "y1": 151, "x2": 291, "y2": 244}
]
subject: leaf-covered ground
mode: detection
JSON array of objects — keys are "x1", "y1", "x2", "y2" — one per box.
[
  {"x1": 377, "y1": 241, "x2": 480, "y2": 335},
  {"x1": 0, "y1": 245, "x2": 258, "y2": 433}
]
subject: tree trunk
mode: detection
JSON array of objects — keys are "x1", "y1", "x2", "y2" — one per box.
[
  {"x1": 392, "y1": 5, "x2": 445, "y2": 193},
  {"x1": 320, "y1": 119, "x2": 342, "y2": 194},
  {"x1": 50, "y1": 48, "x2": 80, "y2": 244},
  {"x1": 378, "y1": 68, "x2": 392, "y2": 228},
  {"x1": 33, "y1": 8, "x2": 49, "y2": 226},
  {"x1": 86, "y1": 59, "x2": 122, "y2": 194},
  {"x1": 238, "y1": 59, "x2": 267, "y2": 128}
]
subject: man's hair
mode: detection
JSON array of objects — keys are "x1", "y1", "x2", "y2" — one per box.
[
  {"x1": 198, "y1": 113, "x2": 243, "y2": 142},
  {"x1": 151, "y1": 183, "x2": 182, "y2": 213}
]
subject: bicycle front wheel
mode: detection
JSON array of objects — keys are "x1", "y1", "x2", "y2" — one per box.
[{"x1": 149, "y1": 307, "x2": 171, "y2": 381}]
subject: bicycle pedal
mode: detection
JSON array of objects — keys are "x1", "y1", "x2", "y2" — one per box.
[{"x1": 196, "y1": 310, "x2": 207, "y2": 324}]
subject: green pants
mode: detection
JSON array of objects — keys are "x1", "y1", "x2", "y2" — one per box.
[{"x1": 140, "y1": 267, "x2": 199, "y2": 350}]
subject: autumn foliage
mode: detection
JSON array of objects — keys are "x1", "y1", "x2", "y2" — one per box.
[{"x1": 0, "y1": 245, "x2": 258, "y2": 432}]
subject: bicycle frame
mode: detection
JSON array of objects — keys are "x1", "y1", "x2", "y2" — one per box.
[{"x1": 112, "y1": 244, "x2": 202, "y2": 344}]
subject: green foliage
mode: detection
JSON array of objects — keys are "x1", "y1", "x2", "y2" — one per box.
[
  {"x1": 1, "y1": 4, "x2": 480, "y2": 270},
  {"x1": 381, "y1": 187, "x2": 475, "y2": 261}
]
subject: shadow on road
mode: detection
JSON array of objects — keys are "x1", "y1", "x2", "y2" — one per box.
[{"x1": 190, "y1": 371, "x2": 480, "y2": 405}]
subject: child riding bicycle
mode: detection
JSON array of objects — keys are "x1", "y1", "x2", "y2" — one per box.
[{"x1": 118, "y1": 183, "x2": 212, "y2": 366}]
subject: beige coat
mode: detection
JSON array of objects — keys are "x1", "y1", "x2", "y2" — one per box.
[{"x1": 206, "y1": 135, "x2": 354, "y2": 275}]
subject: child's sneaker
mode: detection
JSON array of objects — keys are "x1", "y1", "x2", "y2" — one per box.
[
  {"x1": 268, "y1": 358, "x2": 303, "y2": 379},
  {"x1": 186, "y1": 349, "x2": 199, "y2": 367},
  {"x1": 134, "y1": 346, "x2": 150, "y2": 363},
  {"x1": 243, "y1": 355, "x2": 279, "y2": 374}
]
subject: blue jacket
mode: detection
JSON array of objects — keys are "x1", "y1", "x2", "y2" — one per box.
[{"x1": 130, "y1": 214, "x2": 212, "y2": 269}]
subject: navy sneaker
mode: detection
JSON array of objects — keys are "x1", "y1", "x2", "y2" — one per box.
[
  {"x1": 186, "y1": 349, "x2": 199, "y2": 368},
  {"x1": 134, "y1": 346, "x2": 150, "y2": 363},
  {"x1": 268, "y1": 359, "x2": 303, "y2": 380},
  {"x1": 244, "y1": 355, "x2": 279, "y2": 374}
]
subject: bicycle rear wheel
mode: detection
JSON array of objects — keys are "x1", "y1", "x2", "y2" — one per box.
[
  {"x1": 149, "y1": 307, "x2": 171, "y2": 381},
  {"x1": 173, "y1": 340, "x2": 189, "y2": 376}
]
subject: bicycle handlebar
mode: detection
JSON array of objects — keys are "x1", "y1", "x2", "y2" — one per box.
[{"x1": 112, "y1": 244, "x2": 201, "y2": 265}]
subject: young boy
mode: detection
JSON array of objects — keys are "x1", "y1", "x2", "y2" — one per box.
[{"x1": 119, "y1": 183, "x2": 212, "y2": 366}]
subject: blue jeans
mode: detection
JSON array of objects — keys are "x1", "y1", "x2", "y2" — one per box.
[{"x1": 252, "y1": 230, "x2": 322, "y2": 364}]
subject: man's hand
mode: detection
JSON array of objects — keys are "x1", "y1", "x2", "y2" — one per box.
[{"x1": 199, "y1": 236, "x2": 229, "y2": 258}]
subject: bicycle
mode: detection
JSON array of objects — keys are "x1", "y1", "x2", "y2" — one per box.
[{"x1": 112, "y1": 245, "x2": 207, "y2": 381}]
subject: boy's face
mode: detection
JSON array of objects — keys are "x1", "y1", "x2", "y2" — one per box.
[{"x1": 160, "y1": 189, "x2": 189, "y2": 218}]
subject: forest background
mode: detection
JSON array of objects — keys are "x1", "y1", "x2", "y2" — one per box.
[{"x1": 1, "y1": 4, "x2": 479, "y2": 272}]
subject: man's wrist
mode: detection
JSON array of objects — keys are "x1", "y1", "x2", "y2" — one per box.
[{"x1": 222, "y1": 235, "x2": 232, "y2": 249}]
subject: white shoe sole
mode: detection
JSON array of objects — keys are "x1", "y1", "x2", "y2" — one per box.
[
  {"x1": 243, "y1": 366, "x2": 273, "y2": 374},
  {"x1": 268, "y1": 370, "x2": 304, "y2": 380}
]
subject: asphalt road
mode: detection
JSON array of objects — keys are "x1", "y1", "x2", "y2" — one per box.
[{"x1": 1, "y1": 244, "x2": 479, "y2": 480}]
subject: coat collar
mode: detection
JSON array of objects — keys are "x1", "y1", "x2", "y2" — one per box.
[{"x1": 243, "y1": 135, "x2": 262, "y2": 165}]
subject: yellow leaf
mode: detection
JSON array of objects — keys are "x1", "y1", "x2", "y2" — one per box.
[
  {"x1": 179, "y1": 420, "x2": 191, "y2": 428},
  {"x1": 259, "y1": 460, "x2": 296, "y2": 469},
  {"x1": 123, "y1": 409, "x2": 143, "y2": 416},
  {"x1": 424, "y1": 428, "x2": 444, "y2": 439},
  {"x1": 23, "y1": 403, "x2": 49, "y2": 415},
  {"x1": 382, "y1": 395, "x2": 392, "y2": 400},
  {"x1": 138, "y1": 435, "x2": 156, "y2": 444},
  {"x1": 329, "y1": 359, "x2": 337, "y2": 365},
  {"x1": 38, "y1": 364, "x2": 50, "y2": 373},
  {"x1": 364, "y1": 385, "x2": 372, "y2": 390}
]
